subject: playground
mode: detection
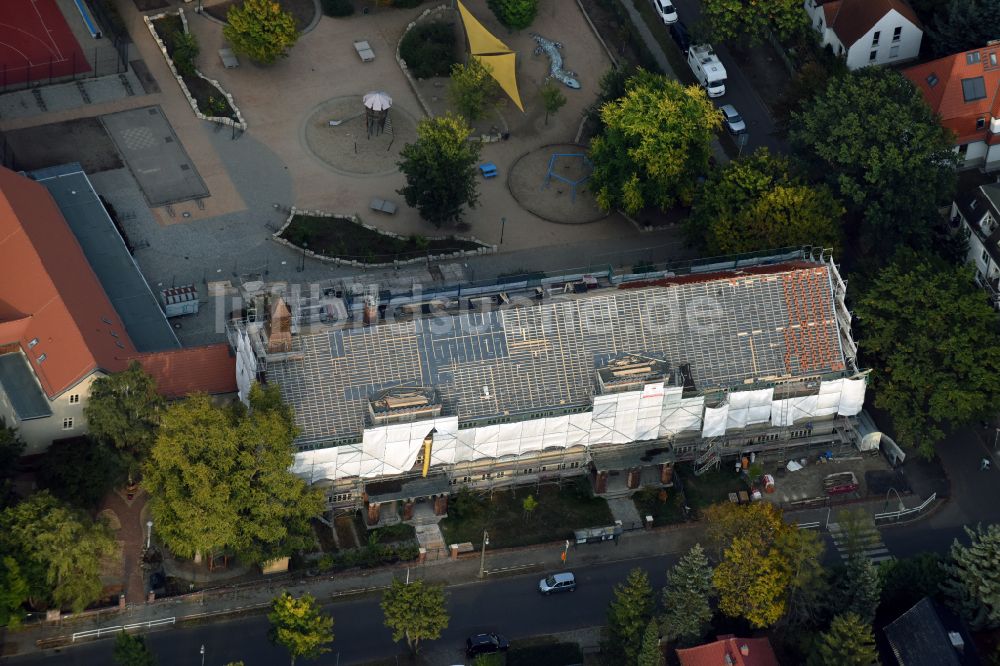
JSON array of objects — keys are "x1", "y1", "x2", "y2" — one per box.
[
  {"x1": 0, "y1": 0, "x2": 93, "y2": 87},
  {"x1": 509, "y1": 144, "x2": 605, "y2": 224}
]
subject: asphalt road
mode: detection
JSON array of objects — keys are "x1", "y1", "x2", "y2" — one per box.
[
  {"x1": 661, "y1": 0, "x2": 788, "y2": 155},
  {"x1": 8, "y1": 554, "x2": 678, "y2": 666}
]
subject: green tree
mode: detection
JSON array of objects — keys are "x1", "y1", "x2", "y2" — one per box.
[
  {"x1": 638, "y1": 618, "x2": 664, "y2": 666},
  {"x1": 0, "y1": 418, "x2": 25, "y2": 508},
  {"x1": 171, "y1": 31, "x2": 200, "y2": 77},
  {"x1": 268, "y1": 592, "x2": 334, "y2": 665},
  {"x1": 487, "y1": 0, "x2": 538, "y2": 29},
  {"x1": 381, "y1": 578, "x2": 449, "y2": 653},
  {"x1": 397, "y1": 114, "x2": 480, "y2": 228},
  {"x1": 143, "y1": 386, "x2": 324, "y2": 565},
  {"x1": 942, "y1": 524, "x2": 1000, "y2": 630},
  {"x1": 224, "y1": 0, "x2": 299, "y2": 64},
  {"x1": 855, "y1": 253, "x2": 1000, "y2": 457},
  {"x1": 522, "y1": 494, "x2": 538, "y2": 520},
  {"x1": 113, "y1": 631, "x2": 156, "y2": 666},
  {"x1": 589, "y1": 70, "x2": 721, "y2": 215},
  {"x1": 0, "y1": 492, "x2": 116, "y2": 612},
  {"x1": 660, "y1": 543, "x2": 713, "y2": 645},
  {"x1": 928, "y1": 0, "x2": 1000, "y2": 56},
  {"x1": 778, "y1": 526, "x2": 829, "y2": 630},
  {"x1": 807, "y1": 612, "x2": 879, "y2": 666},
  {"x1": 85, "y1": 362, "x2": 164, "y2": 484},
  {"x1": 586, "y1": 65, "x2": 634, "y2": 128},
  {"x1": 789, "y1": 68, "x2": 958, "y2": 250},
  {"x1": 37, "y1": 438, "x2": 126, "y2": 511},
  {"x1": 879, "y1": 553, "x2": 945, "y2": 617},
  {"x1": 448, "y1": 60, "x2": 500, "y2": 121},
  {"x1": 702, "y1": 0, "x2": 808, "y2": 43},
  {"x1": 688, "y1": 148, "x2": 843, "y2": 254},
  {"x1": 540, "y1": 80, "x2": 567, "y2": 125},
  {"x1": 0, "y1": 555, "x2": 29, "y2": 628},
  {"x1": 607, "y1": 568, "x2": 654, "y2": 662},
  {"x1": 833, "y1": 555, "x2": 882, "y2": 624}
]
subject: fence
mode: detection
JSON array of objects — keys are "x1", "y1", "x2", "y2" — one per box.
[
  {"x1": 71, "y1": 617, "x2": 175, "y2": 643},
  {"x1": 874, "y1": 492, "x2": 938, "y2": 524},
  {"x1": 0, "y1": 43, "x2": 127, "y2": 94}
]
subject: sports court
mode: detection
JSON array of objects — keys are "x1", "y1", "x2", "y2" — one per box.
[{"x1": 0, "y1": 0, "x2": 92, "y2": 87}]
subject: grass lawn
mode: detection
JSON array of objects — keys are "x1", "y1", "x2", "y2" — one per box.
[
  {"x1": 439, "y1": 478, "x2": 613, "y2": 549},
  {"x1": 352, "y1": 516, "x2": 416, "y2": 545},
  {"x1": 678, "y1": 463, "x2": 748, "y2": 511},
  {"x1": 632, "y1": 486, "x2": 687, "y2": 526},
  {"x1": 281, "y1": 214, "x2": 485, "y2": 264}
]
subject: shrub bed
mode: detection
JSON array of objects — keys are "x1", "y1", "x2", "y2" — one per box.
[
  {"x1": 280, "y1": 213, "x2": 485, "y2": 264},
  {"x1": 399, "y1": 21, "x2": 458, "y2": 78},
  {"x1": 321, "y1": 0, "x2": 354, "y2": 17},
  {"x1": 316, "y1": 541, "x2": 420, "y2": 572}
]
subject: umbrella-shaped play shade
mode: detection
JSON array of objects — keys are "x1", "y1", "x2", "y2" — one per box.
[{"x1": 363, "y1": 91, "x2": 393, "y2": 111}]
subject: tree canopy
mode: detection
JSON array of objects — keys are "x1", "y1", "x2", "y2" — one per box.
[
  {"x1": 487, "y1": 0, "x2": 538, "y2": 30},
  {"x1": 807, "y1": 612, "x2": 879, "y2": 666},
  {"x1": 789, "y1": 67, "x2": 958, "y2": 249},
  {"x1": 448, "y1": 60, "x2": 500, "y2": 121},
  {"x1": 638, "y1": 618, "x2": 664, "y2": 666},
  {"x1": 928, "y1": 0, "x2": 1000, "y2": 56},
  {"x1": 0, "y1": 491, "x2": 116, "y2": 612},
  {"x1": 0, "y1": 419, "x2": 24, "y2": 508},
  {"x1": 143, "y1": 385, "x2": 324, "y2": 565},
  {"x1": 702, "y1": 0, "x2": 808, "y2": 44},
  {"x1": 37, "y1": 438, "x2": 126, "y2": 511},
  {"x1": 540, "y1": 81, "x2": 567, "y2": 125},
  {"x1": 832, "y1": 555, "x2": 882, "y2": 624},
  {"x1": 268, "y1": 592, "x2": 334, "y2": 665},
  {"x1": 381, "y1": 579, "x2": 449, "y2": 653},
  {"x1": 589, "y1": 70, "x2": 721, "y2": 215},
  {"x1": 688, "y1": 148, "x2": 843, "y2": 255},
  {"x1": 661, "y1": 543, "x2": 713, "y2": 645},
  {"x1": 607, "y1": 568, "x2": 654, "y2": 662},
  {"x1": 224, "y1": 0, "x2": 299, "y2": 64},
  {"x1": 398, "y1": 114, "x2": 480, "y2": 228},
  {"x1": 113, "y1": 632, "x2": 156, "y2": 666},
  {"x1": 855, "y1": 253, "x2": 1000, "y2": 456},
  {"x1": 942, "y1": 524, "x2": 1000, "y2": 630},
  {"x1": 85, "y1": 361, "x2": 164, "y2": 482}
]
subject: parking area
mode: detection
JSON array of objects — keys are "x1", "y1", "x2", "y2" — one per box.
[{"x1": 762, "y1": 452, "x2": 907, "y2": 505}]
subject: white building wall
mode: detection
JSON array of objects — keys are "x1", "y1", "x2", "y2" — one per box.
[
  {"x1": 845, "y1": 11, "x2": 921, "y2": 69},
  {"x1": 2, "y1": 372, "x2": 103, "y2": 455}
]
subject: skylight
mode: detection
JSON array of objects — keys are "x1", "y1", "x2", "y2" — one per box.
[
  {"x1": 962, "y1": 77, "x2": 987, "y2": 102},
  {"x1": 926, "y1": 73, "x2": 939, "y2": 87}
]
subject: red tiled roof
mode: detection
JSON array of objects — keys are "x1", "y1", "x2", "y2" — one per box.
[
  {"x1": 0, "y1": 167, "x2": 135, "y2": 397},
  {"x1": 677, "y1": 635, "x2": 779, "y2": 666},
  {"x1": 904, "y1": 44, "x2": 1000, "y2": 145},
  {"x1": 824, "y1": 0, "x2": 921, "y2": 48},
  {"x1": 131, "y1": 344, "x2": 236, "y2": 399}
]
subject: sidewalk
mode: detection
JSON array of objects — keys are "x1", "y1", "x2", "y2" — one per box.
[{"x1": 2, "y1": 492, "x2": 937, "y2": 658}]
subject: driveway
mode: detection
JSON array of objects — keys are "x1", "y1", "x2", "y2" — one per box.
[{"x1": 658, "y1": 0, "x2": 788, "y2": 155}]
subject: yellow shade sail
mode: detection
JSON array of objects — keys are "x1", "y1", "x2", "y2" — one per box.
[{"x1": 457, "y1": 1, "x2": 524, "y2": 112}]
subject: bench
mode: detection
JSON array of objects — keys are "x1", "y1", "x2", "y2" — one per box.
[
  {"x1": 369, "y1": 197, "x2": 397, "y2": 215},
  {"x1": 479, "y1": 162, "x2": 498, "y2": 179},
  {"x1": 354, "y1": 40, "x2": 375, "y2": 63},
  {"x1": 219, "y1": 48, "x2": 239, "y2": 69}
]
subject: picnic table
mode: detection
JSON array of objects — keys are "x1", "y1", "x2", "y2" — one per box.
[
  {"x1": 354, "y1": 40, "x2": 375, "y2": 63},
  {"x1": 479, "y1": 162, "x2": 498, "y2": 179},
  {"x1": 219, "y1": 48, "x2": 239, "y2": 69},
  {"x1": 369, "y1": 197, "x2": 397, "y2": 215}
]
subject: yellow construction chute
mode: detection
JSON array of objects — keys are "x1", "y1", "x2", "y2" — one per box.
[{"x1": 456, "y1": 1, "x2": 524, "y2": 112}]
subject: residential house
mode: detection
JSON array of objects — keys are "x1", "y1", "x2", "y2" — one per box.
[
  {"x1": 805, "y1": 0, "x2": 923, "y2": 69},
  {"x1": 952, "y1": 181, "x2": 1000, "y2": 306},
  {"x1": 676, "y1": 634, "x2": 780, "y2": 666},
  {"x1": 904, "y1": 42, "x2": 1000, "y2": 171},
  {"x1": 884, "y1": 597, "x2": 979, "y2": 665}
]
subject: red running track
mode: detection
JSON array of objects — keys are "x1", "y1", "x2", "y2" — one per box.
[{"x1": 0, "y1": 0, "x2": 92, "y2": 86}]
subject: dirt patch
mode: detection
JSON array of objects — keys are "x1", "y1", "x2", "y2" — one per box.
[
  {"x1": 302, "y1": 96, "x2": 417, "y2": 176},
  {"x1": 204, "y1": 0, "x2": 316, "y2": 31},
  {"x1": 508, "y1": 144, "x2": 606, "y2": 224},
  {"x1": 3, "y1": 117, "x2": 123, "y2": 173}
]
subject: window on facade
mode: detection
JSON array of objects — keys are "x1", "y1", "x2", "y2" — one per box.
[
  {"x1": 69, "y1": 394, "x2": 80, "y2": 404},
  {"x1": 978, "y1": 117, "x2": 986, "y2": 130},
  {"x1": 991, "y1": 53, "x2": 998, "y2": 67},
  {"x1": 890, "y1": 45, "x2": 900, "y2": 58},
  {"x1": 893, "y1": 26, "x2": 902, "y2": 41},
  {"x1": 522, "y1": 468, "x2": 533, "y2": 474},
  {"x1": 496, "y1": 470, "x2": 506, "y2": 478},
  {"x1": 62, "y1": 418, "x2": 73, "y2": 430},
  {"x1": 869, "y1": 50, "x2": 878, "y2": 62},
  {"x1": 968, "y1": 52, "x2": 981, "y2": 65},
  {"x1": 960, "y1": 143, "x2": 970, "y2": 157},
  {"x1": 570, "y1": 461, "x2": 580, "y2": 468},
  {"x1": 872, "y1": 31, "x2": 880, "y2": 46},
  {"x1": 983, "y1": 249, "x2": 990, "y2": 264}
]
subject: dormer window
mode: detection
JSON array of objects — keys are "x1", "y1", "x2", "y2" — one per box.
[
  {"x1": 28, "y1": 338, "x2": 39, "y2": 348},
  {"x1": 37, "y1": 353, "x2": 46, "y2": 363}
]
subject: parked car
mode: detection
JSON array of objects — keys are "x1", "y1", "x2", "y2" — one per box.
[
  {"x1": 539, "y1": 572, "x2": 577, "y2": 595},
  {"x1": 669, "y1": 20, "x2": 691, "y2": 55},
  {"x1": 466, "y1": 633, "x2": 510, "y2": 657},
  {"x1": 651, "y1": 0, "x2": 678, "y2": 24},
  {"x1": 720, "y1": 104, "x2": 746, "y2": 134}
]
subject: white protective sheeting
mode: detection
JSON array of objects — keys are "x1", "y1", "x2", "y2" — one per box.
[
  {"x1": 635, "y1": 383, "x2": 663, "y2": 441},
  {"x1": 613, "y1": 391, "x2": 641, "y2": 443},
  {"x1": 770, "y1": 395, "x2": 819, "y2": 427},
  {"x1": 567, "y1": 411, "x2": 593, "y2": 446},
  {"x1": 590, "y1": 394, "x2": 617, "y2": 444},
  {"x1": 838, "y1": 377, "x2": 866, "y2": 416},
  {"x1": 814, "y1": 379, "x2": 844, "y2": 417},
  {"x1": 235, "y1": 329, "x2": 257, "y2": 404},
  {"x1": 543, "y1": 415, "x2": 570, "y2": 448},
  {"x1": 746, "y1": 388, "x2": 774, "y2": 425},
  {"x1": 727, "y1": 392, "x2": 750, "y2": 430},
  {"x1": 660, "y1": 393, "x2": 704, "y2": 436},
  {"x1": 702, "y1": 403, "x2": 730, "y2": 437}
]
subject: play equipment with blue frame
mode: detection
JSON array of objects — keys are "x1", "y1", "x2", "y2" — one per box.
[{"x1": 542, "y1": 153, "x2": 592, "y2": 202}]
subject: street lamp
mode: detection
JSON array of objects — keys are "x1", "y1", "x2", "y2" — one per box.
[
  {"x1": 885, "y1": 487, "x2": 905, "y2": 513},
  {"x1": 499, "y1": 217, "x2": 506, "y2": 245},
  {"x1": 146, "y1": 520, "x2": 153, "y2": 550},
  {"x1": 478, "y1": 530, "x2": 490, "y2": 578},
  {"x1": 298, "y1": 241, "x2": 308, "y2": 273},
  {"x1": 200, "y1": 644, "x2": 205, "y2": 666}
]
